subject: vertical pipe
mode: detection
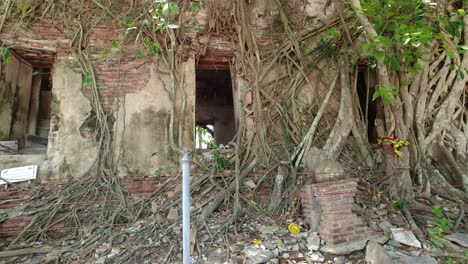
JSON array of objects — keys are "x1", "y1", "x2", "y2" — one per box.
[{"x1": 182, "y1": 152, "x2": 191, "y2": 264}]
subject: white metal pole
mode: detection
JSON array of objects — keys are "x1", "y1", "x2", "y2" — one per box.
[{"x1": 182, "y1": 152, "x2": 191, "y2": 264}]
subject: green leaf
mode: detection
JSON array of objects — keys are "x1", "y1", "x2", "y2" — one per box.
[
  {"x1": 149, "y1": 42, "x2": 161, "y2": 54},
  {"x1": 143, "y1": 38, "x2": 151, "y2": 47},
  {"x1": 457, "y1": 9, "x2": 465, "y2": 16},
  {"x1": 136, "y1": 50, "x2": 145, "y2": 58},
  {"x1": 379, "y1": 87, "x2": 389, "y2": 94},
  {"x1": 390, "y1": 57, "x2": 401, "y2": 71},
  {"x1": 111, "y1": 40, "x2": 119, "y2": 49},
  {"x1": 410, "y1": 40, "x2": 421, "y2": 48},
  {"x1": 454, "y1": 28, "x2": 461, "y2": 38},
  {"x1": 403, "y1": 37, "x2": 411, "y2": 46},
  {"x1": 1, "y1": 48, "x2": 11, "y2": 63},
  {"x1": 162, "y1": 3, "x2": 170, "y2": 16},
  {"x1": 154, "y1": 168, "x2": 162, "y2": 177},
  {"x1": 383, "y1": 95, "x2": 392, "y2": 105},
  {"x1": 169, "y1": 2, "x2": 179, "y2": 14},
  {"x1": 83, "y1": 74, "x2": 93, "y2": 87},
  {"x1": 101, "y1": 48, "x2": 109, "y2": 60},
  {"x1": 362, "y1": 43, "x2": 371, "y2": 51},
  {"x1": 372, "y1": 90, "x2": 381, "y2": 101},
  {"x1": 446, "y1": 50, "x2": 455, "y2": 58},
  {"x1": 432, "y1": 205, "x2": 442, "y2": 215},
  {"x1": 191, "y1": 1, "x2": 201, "y2": 11},
  {"x1": 375, "y1": 50, "x2": 384, "y2": 60},
  {"x1": 458, "y1": 70, "x2": 465, "y2": 79}
]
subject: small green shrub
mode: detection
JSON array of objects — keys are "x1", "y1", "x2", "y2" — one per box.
[
  {"x1": 212, "y1": 150, "x2": 231, "y2": 171},
  {"x1": 427, "y1": 205, "x2": 453, "y2": 248},
  {"x1": 390, "y1": 199, "x2": 408, "y2": 211}
]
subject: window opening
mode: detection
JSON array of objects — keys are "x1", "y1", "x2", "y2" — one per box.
[{"x1": 195, "y1": 69, "x2": 235, "y2": 149}]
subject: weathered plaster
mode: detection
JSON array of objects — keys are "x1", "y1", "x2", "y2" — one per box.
[
  {"x1": 47, "y1": 65, "x2": 98, "y2": 178},
  {"x1": 0, "y1": 56, "x2": 20, "y2": 140},
  {"x1": 115, "y1": 60, "x2": 195, "y2": 176},
  {"x1": 304, "y1": 0, "x2": 338, "y2": 25}
]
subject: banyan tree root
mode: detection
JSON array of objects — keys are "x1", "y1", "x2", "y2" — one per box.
[{"x1": 428, "y1": 169, "x2": 468, "y2": 203}]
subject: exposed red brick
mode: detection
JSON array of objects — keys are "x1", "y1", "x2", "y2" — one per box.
[{"x1": 302, "y1": 178, "x2": 373, "y2": 246}]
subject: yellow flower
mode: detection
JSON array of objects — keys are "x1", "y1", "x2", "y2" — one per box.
[
  {"x1": 288, "y1": 223, "x2": 300, "y2": 235},
  {"x1": 252, "y1": 239, "x2": 262, "y2": 245}
]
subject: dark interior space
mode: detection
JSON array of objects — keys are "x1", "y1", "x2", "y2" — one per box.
[
  {"x1": 37, "y1": 70, "x2": 52, "y2": 138},
  {"x1": 356, "y1": 70, "x2": 378, "y2": 143},
  {"x1": 0, "y1": 48, "x2": 53, "y2": 154},
  {"x1": 195, "y1": 69, "x2": 235, "y2": 147}
]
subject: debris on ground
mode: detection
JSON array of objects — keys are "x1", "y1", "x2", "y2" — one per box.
[{"x1": 0, "y1": 175, "x2": 466, "y2": 264}]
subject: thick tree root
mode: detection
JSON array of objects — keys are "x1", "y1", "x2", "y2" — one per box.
[{"x1": 429, "y1": 169, "x2": 468, "y2": 203}]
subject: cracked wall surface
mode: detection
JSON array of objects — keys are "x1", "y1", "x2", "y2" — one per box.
[
  {"x1": 115, "y1": 60, "x2": 195, "y2": 176},
  {"x1": 47, "y1": 65, "x2": 98, "y2": 178}
]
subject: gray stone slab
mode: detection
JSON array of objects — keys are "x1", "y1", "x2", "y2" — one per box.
[
  {"x1": 391, "y1": 228, "x2": 421, "y2": 248},
  {"x1": 399, "y1": 255, "x2": 437, "y2": 264},
  {"x1": 445, "y1": 233, "x2": 468, "y2": 248},
  {"x1": 365, "y1": 241, "x2": 394, "y2": 264}
]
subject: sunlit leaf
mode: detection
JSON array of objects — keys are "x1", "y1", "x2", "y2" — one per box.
[
  {"x1": 162, "y1": 3, "x2": 170, "y2": 15},
  {"x1": 372, "y1": 90, "x2": 381, "y2": 101},
  {"x1": 149, "y1": 42, "x2": 161, "y2": 54},
  {"x1": 362, "y1": 43, "x2": 371, "y2": 51}
]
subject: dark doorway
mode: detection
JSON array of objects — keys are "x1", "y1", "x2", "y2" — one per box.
[
  {"x1": 356, "y1": 68, "x2": 378, "y2": 143},
  {"x1": 195, "y1": 69, "x2": 235, "y2": 148},
  {"x1": 0, "y1": 49, "x2": 53, "y2": 154},
  {"x1": 36, "y1": 70, "x2": 52, "y2": 138}
]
